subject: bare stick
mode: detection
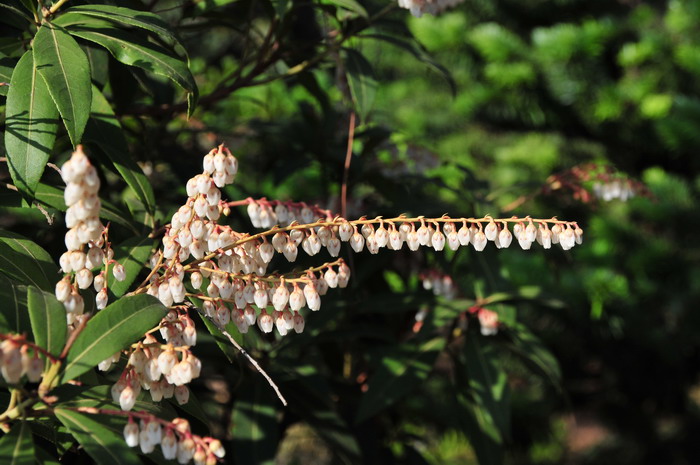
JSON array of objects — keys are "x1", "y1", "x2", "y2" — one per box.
[
  {"x1": 341, "y1": 111, "x2": 356, "y2": 219},
  {"x1": 197, "y1": 309, "x2": 287, "y2": 406}
]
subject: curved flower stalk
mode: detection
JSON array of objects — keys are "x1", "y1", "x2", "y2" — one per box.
[
  {"x1": 48, "y1": 143, "x2": 582, "y2": 462},
  {"x1": 55, "y1": 146, "x2": 126, "y2": 325}
]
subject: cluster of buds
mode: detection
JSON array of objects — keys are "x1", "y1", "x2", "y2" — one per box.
[
  {"x1": 104, "y1": 311, "x2": 200, "y2": 409},
  {"x1": 244, "y1": 198, "x2": 334, "y2": 228},
  {"x1": 0, "y1": 335, "x2": 48, "y2": 384},
  {"x1": 199, "y1": 259, "x2": 349, "y2": 336},
  {"x1": 420, "y1": 270, "x2": 457, "y2": 300},
  {"x1": 468, "y1": 306, "x2": 500, "y2": 336},
  {"x1": 397, "y1": 0, "x2": 465, "y2": 17},
  {"x1": 55, "y1": 147, "x2": 125, "y2": 322},
  {"x1": 537, "y1": 163, "x2": 651, "y2": 205},
  {"x1": 122, "y1": 413, "x2": 225, "y2": 463}
]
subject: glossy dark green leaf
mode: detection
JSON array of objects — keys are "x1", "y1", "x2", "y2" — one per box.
[
  {"x1": 455, "y1": 392, "x2": 505, "y2": 465},
  {"x1": 0, "y1": 420, "x2": 34, "y2": 465},
  {"x1": 355, "y1": 338, "x2": 444, "y2": 424},
  {"x1": 0, "y1": 230, "x2": 57, "y2": 291},
  {"x1": 0, "y1": 57, "x2": 15, "y2": 96},
  {"x1": 64, "y1": 5, "x2": 183, "y2": 49},
  {"x1": 344, "y1": 48, "x2": 377, "y2": 123},
  {"x1": 463, "y1": 335, "x2": 510, "y2": 442},
  {"x1": 0, "y1": 2, "x2": 33, "y2": 23},
  {"x1": 86, "y1": 85, "x2": 155, "y2": 214},
  {"x1": 27, "y1": 286, "x2": 67, "y2": 361},
  {"x1": 65, "y1": 25, "x2": 197, "y2": 108},
  {"x1": 4, "y1": 51, "x2": 59, "y2": 197},
  {"x1": 61, "y1": 294, "x2": 167, "y2": 382},
  {"x1": 320, "y1": 0, "x2": 368, "y2": 18},
  {"x1": 55, "y1": 408, "x2": 141, "y2": 465},
  {"x1": 0, "y1": 275, "x2": 29, "y2": 334},
  {"x1": 82, "y1": 44, "x2": 109, "y2": 87},
  {"x1": 33, "y1": 23, "x2": 92, "y2": 146},
  {"x1": 232, "y1": 377, "x2": 279, "y2": 465},
  {"x1": 504, "y1": 322, "x2": 562, "y2": 388},
  {"x1": 106, "y1": 236, "x2": 155, "y2": 297}
]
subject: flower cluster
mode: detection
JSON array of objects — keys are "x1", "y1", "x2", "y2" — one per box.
[
  {"x1": 0, "y1": 335, "x2": 48, "y2": 384},
  {"x1": 122, "y1": 413, "x2": 225, "y2": 464},
  {"x1": 104, "y1": 310, "x2": 201, "y2": 410},
  {"x1": 397, "y1": 0, "x2": 465, "y2": 18},
  {"x1": 420, "y1": 270, "x2": 456, "y2": 300},
  {"x1": 467, "y1": 306, "x2": 500, "y2": 336},
  {"x1": 55, "y1": 146, "x2": 125, "y2": 323},
  {"x1": 592, "y1": 179, "x2": 637, "y2": 202},
  {"x1": 199, "y1": 260, "x2": 349, "y2": 336},
  {"x1": 243, "y1": 198, "x2": 334, "y2": 228}
]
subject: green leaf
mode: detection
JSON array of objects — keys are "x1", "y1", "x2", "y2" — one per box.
[
  {"x1": 343, "y1": 48, "x2": 377, "y2": 123},
  {"x1": 455, "y1": 392, "x2": 504, "y2": 465},
  {"x1": 106, "y1": 236, "x2": 155, "y2": 297},
  {"x1": 504, "y1": 322, "x2": 562, "y2": 389},
  {"x1": 55, "y1": 408, "x2": 141, "y2": 465},
  {"x1": 0, "y1": 230, "x2": 58, "y2": 291},
  {"x1": 82, "y1": 44, "x2": 109, "y2": 87},
  {"x1": 86, "y1": 85, "x2": 156, "y2": 214},
  {"x1": 232, "y1": 377, "x2": 279, "y2": 465},
  {"x1": 30, "y1": 183, "x2": 140, "y2": 234},
  {"x1": 0, "y1": 3, "x2": 33, "y2": 23},
  {"x1": 61, "y1": 294, "x2": 167, "y2": 383},
  {"x1": 4, "y1": 50, "x2": 59, "y2": 197},
  {"x1": 0, "y1": 275, "x2": 29, "y2": 334},
  {"x1": 33, "y1": 23, "x2": 92, "y2": 146},
  {"x1": 27, "y1": 286, "x2": 67, "y2": 362},
  {"x1": 320, "y1": 0, "x2": 368, "y2": 18},
  {"x1": 64, "y1": 5, "x2": 183, "y2": 49},
  {"x1": 463, "y1": 335, "x2": 511, "y2": 442},
  {"x1": 355, "y1": 338, "x2": 444, "y2": 424},
  {"x1": 0, "y1": 420, "x2": 34, "y2": 465},
  {"x1": 64, "y1": 25, "x2": 197, "y2": 108},
  {"x1": 0, "y1": 57, "x2": 15, "y2": 96},
  {"x1": 195, "y1": 307, "x2": 238, "y2": 363}
]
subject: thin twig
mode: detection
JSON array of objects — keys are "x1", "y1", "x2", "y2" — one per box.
[
  {"x1": 197, "y1": 309, "x2": 287, "y2": 406},
  {"x1": 341, "y1": 111, "x2": 356, "y2": 218},
  {"x1": 59, "y1": 315, "x2": 90, "y2": 360}
]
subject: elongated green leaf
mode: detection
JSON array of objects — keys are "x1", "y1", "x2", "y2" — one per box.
[
  {"x1": 344, "y1": 48, "x2": 377, "y2": 123},
  {"x1": 65, "y1": 25, "x2": 196, "y2": 104},
  {"x1": 82, "y1": 44, "x2": 109, "y2": 87},
  {"x1": 0, "y1": 230, "x2": 57, "y2": 291},
  {"x1": 504, "y1": 322, "x2": 562, "y2": 388},
  {"x1": 4, "y1": 51, "x2": 59, "y2": 197},
  {"x1": 320, "y1": 0, "x2": 368, "y2": 18},
  {"x1": 61, "y1": 294, "x2": 167, "y2": 382},
  {"x1": 0, "y1": 57, "x2": 15, "y2": 96},
  {"x1": 0, "y1": 275, "x2": 29, "y2": 334},
  {"x1": 64, "y1": 5, "x2": 183, "y2": 48},
  {"x1": 27, "y1": 286, "x2": 67, "y2": 361},
  {"x1": 464, "y1": 335, "x2": 511, "y2": 442},
  {"x1": 29, "y1": 183, "x2": 140, "y2": 234},
  {"x1": 86, "y1": 85, "x2": 155, "y2": 213},
  {"x1": 355, "y1": 338, "x2": 444, "y2": 424},
  {"x1": 0, "y1": 420, "x2": 34, "y2": 465},
  {"x1": 55, "y1": 408, "x2": 141, "y2": 465},
  {"x1": 33, "y1": 23, "x2": 92, "y2": 146},
  {"x1": 455, "y1": 392, "x2": 505, "y2": 465},
  {"x1": 232, "y1": 377, "x2": 279, "y2": 465},
  {"x1": 0, "y1": 2, "x2": 33, "y2": 23},
  {"x1": 106, "y1": 236, "x2": 155, "y2": 297}
]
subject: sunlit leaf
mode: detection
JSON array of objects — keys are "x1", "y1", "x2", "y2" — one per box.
[
  {"x1": 61, "y1": 294, "x2": 167, "y2": 382},
  {"x1": 0, "y1": 420, "x2": 34, "y2": 465},
  {"x1": 4, "y1": 51, "x2": 59, "y2": 197},
  {"x1": 0, "y1": 230, "x2": 57, "y2": 291},
  {"x1": 33, "y1": 23, "x2": 92, "y2": 146},
  {"x1": 27, "y1": 286, "x2": 67, "y2": 362}
]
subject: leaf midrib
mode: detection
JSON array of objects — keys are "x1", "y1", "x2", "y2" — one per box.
[{"x1": 48, "y1": 26, "x2": 78, "y2": 139}]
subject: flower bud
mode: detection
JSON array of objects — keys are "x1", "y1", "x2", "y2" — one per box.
[
  {"x1": 175, "y1": 385, "x2": 190, "y2": 405},
  {"x1": 119, "y1": 384, "x2": 137, "y2": 411},
  {"x1": 272, "y1": 284, "x2": 289, "y2": 311},
  {"x1": 55, "y1": 278, "x2": 72, "y2": 302},
  {"x1": 349, "y1": 231, "x2": 364, "y2": 253},
  {"x1": 161, "y1": 429, "x2": 178, "y2": 459},
  {"x1": 124, "y1": 420, "x2": 139, "y2": 448},
  {"x1": 158, "y1": 349, "x2": 178, "y2": 376},
  {"x1": 258, "y1": 309, "x2": 274, "y2": 333},
  {"x1": 96, "y1": 287, "x2": 108, "y2": 310},
  {"x1": 26, "y1": 355, "x2": 43, "y2": 382},
  {"x1": 324, "y1": 268, "x2": 338, "y2": 288},
  {"x1": 289, "y1": 286, "x2": 305, "y2": 311},
  {"x1": 283, "y1": 241, "x2": 298, "y2": 262},
  {"x1": 472, "y1": 231, "x2": 487, "y2": 251},
  {"x1": 337, "y1": 262, "x2": 351, "y2": 288},
  {"x1": 303, "y1": 282, "x2": 321, "y2": 311},
  {"x1": 113, "y1": 263, "x2": 126, "y2": 282}
]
